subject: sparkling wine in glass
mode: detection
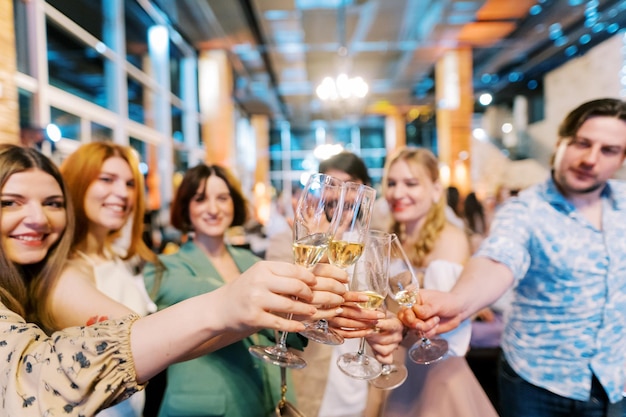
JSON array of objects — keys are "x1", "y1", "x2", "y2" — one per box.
[
  {"x1": 293, "y1": 232, "x2": 329, "y2": 268},
  {"x1": 249, "y1": 173, "x2": 344, "y2": 368},
  {"x1": 300, "y1": 181, "x2": 377, "y2": 345},
  {"x1": 387, "y1": 233, "x2": 448, "y2": 365},
  {"x1": 336, "y1": 230, "x2": 391, "y2": 380}
]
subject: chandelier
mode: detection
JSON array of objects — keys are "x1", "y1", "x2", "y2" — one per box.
[
  {"x1": 316, "y1": 74, "x2": 369, "y2": 101},
  {"x1": 315, "y1": 0, "x2": 368, "y2": 103}
]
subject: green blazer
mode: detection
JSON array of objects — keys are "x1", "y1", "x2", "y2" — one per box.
[{"x1": 144, "y1": 241, "x2": 305, "y2": 417}]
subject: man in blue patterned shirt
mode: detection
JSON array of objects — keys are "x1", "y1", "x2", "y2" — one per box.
[{"x1": 400, "y1": 98, "x2": 626, "y2": 417}]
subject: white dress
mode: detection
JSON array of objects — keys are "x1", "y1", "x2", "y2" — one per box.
[
  {"x1": 318, "y1": 260, "x2": 369, "y2": 417},
  {"x1": 422, "y1": 260, "x2": 471, "y2": 355},
  {"x1": 317, "y1": 338, "x2": 369, "y2": 417},
  {"x1": 79, "y1": 251, "x2": 156, "y2": 417}
]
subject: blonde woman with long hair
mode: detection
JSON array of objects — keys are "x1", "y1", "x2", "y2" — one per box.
[{"x1": 378, "y1": 147, "x2": 497, "y2": 417}]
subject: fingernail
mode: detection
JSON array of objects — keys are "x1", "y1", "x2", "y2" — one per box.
[
  {"x1": 376, "y1": 312, "x2": 385, "y2": 319},
  {"x1": 335, "y1": 307, "x2": 344, "y2": 314}
]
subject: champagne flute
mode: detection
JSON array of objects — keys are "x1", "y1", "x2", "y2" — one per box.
[
  {"x1": 336, "y1": 230, "x2": 391, "y2": 380},
  {"x1": 249, "y1": 173, "x2": 344, "y2": 368},
  {"x1": 300, "y1": 181, "x2": 377, "y2": 345},
  {"x1": 368, "y1": 299, "x2": 409, "y2": 390},
  {"x1": 387, "y1": 233, "x2": 448, "y2": 365}
]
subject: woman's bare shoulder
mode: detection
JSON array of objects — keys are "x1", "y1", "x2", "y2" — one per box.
[
  {"x1": 60, "y1": 257, "x2": 95, "y2": 283},
  {"x1": 431, "y1": 224, "x2": 470, "y2": 264}
]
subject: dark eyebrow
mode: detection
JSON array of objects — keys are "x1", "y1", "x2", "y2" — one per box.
[
  {"x1": 1, "y1": 192, "x2": 64, "y2": 199},
  {"x1": 570, "y1": 136, "x2": 626, "y2": 155},
  {"x1": 570, "y1": 135, "x2": 590, "y2": 142}
]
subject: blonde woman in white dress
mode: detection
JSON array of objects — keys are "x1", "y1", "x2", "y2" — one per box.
[{"x1": 376, "y1": 147, "x2": 498, "y2": 417}]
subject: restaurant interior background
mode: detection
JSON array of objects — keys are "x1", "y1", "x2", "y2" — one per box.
[{"x1": 8, "y1": 0, "x2": 626, "y2": 228}]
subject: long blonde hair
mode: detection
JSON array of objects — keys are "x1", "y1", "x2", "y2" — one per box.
[{"x1": 382, "y1": 147, "x2": 447, "y2": 267}]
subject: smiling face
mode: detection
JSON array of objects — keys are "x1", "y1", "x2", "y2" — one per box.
[
  {"x1": 189, "y1": 175, "x2": 235, "y2": 239},
  {"x1": 1, "y1": 169, "x2": 67, "y2": 265},
  {"x1": 83, "y1": 156, "x2": 136, "y2": 237},
  {"x1": 384, "y1": 158, "x2": 442, "y2": 229},
  {"x1": 553, "y1": 116, "x2": 626, "y2": 197}
]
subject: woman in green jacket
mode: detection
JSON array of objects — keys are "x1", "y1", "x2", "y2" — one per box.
[{"x1": 144, "y1": 164, "x2": 309, "y2": 417}]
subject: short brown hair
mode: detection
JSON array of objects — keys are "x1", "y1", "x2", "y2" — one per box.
[
  {"x1": 170, "y1": 164, "x2": 248, "y2": 234},
  {"x1": 550, "y1": 98, "x2": 626, "y2": 166},
  {"x1": 319, "y1": 152, "x2": 371, "y2": 185},
  {"x1": 558, "y1": 98, "x2": 626, "y2": 140}
]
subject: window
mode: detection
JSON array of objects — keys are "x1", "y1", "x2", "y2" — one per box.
[
  {"x1": 50, "y1": 107, "x2": 80, "y2": 141},
  {"x1": 46, "y1": 18, "x2": 110, "y2": 109}
]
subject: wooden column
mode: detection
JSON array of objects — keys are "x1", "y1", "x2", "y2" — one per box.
[
  {"x1": 384, "y1": 113, "x2": 406, "y2": 155},
  {"x1": 0, "y1": 0, "x2": 19, "y2": 144},
  {"x1": 252, "y1": 114, "x2": 269, "y2": 185},
  {"x1": 435, "y1": 47, "x2": 473, "y2": 195},
  {"x1": 198, "y1": 50, "x2": 234, "y2": 166},
  {"x1": 251, "y1": 114, "x2": 271, "y2": 224}
]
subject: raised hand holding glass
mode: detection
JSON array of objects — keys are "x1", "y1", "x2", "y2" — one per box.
[
  {"x1": 387, "y1": 233, "x2": 448, "y2": 365},
  {"x1": 249, "y1": 173, "x2": 344, "y2": 368},
  {"x1": 301, "y1": 181, "x2": 377, "y2": 344},
  {"x1": 368, "y1": 300, "x2": 409, "y2": 390},
  {"x1": 336, "y1": 230, "x2": 390, "y2": 380}
]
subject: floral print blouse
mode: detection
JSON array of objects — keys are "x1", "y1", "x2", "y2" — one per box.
[{"x1": 0, "y1": 303, "x2": 144, "y2": 416}]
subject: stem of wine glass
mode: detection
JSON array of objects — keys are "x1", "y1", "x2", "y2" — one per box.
[
  {"x1": 406, "y1": 290, "x2": 448, "y2": 364},
  {"x1": 316, "y1": 319, "x2": 329, "y2": 331},
  {"x1": 297, "y1": 261, "x2": 345, "y2": 345},
  {"x1": 412, "y1": 292, "x2": 436, "y2": 348},
  {"x1": 302, "y1": 264, "x2": 349, "y2": 340},
  {"x1": 356, "y1": 337, "x2": 367, "y2": 358},
  {"x1": 276, "y1": 315, "x2": 293, "y2": 351}
]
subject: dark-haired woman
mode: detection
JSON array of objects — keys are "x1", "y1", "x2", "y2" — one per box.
[{"x1": 143, "y1": 164, "x2": 346, "y2": 417}]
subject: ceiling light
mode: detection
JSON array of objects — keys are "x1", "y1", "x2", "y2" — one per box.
[
  {"x1": 478, "y1": 93, "x2": 493, "y2": 106},
  {"x1": 315, "y1": 0, "x2": 368, "y2": 104},
  {"x1": 316, "y1": 74, "x2": 369, "y2": 101},
  {"x1": 473, "y1": 128, "x2": 487, "y2": 141},
  {"x1": 45, "y1": 124, "x2": 62, "y2": 142},
  {"x1": 314, "y1": 143, "x2": 344, "y2": 159}
]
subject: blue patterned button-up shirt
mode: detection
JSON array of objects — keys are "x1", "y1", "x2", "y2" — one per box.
[{"x1": 476, "y1": 177, "x2": 626, "y2": 403}]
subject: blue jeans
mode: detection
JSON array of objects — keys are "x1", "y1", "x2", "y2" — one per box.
[{"x1": 498, "y1": 356, "x2": 624, "y2": 417}]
